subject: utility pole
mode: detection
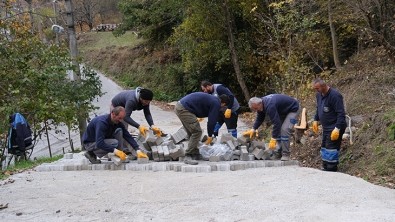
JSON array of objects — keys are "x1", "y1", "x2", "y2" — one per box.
[
  {"x1": 53, "y1": 0, "x2": 59, "y2": 45},
  {"x1": 64, "y1": 0, "x2": 87, "y2": 148}
]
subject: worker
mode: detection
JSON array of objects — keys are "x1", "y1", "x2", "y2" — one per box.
[
  {"x1": 312, "y1": 78, "x2": 346, "y2": 172},
  {"x1": 175, "y1": 92, "x2": 230, "y2": 165},
  {"x1": 111, "y1": 87, "x2": 162, "y2": 137},
  {"x1": 201, "y1": 81, "x2": 240, "y2": 137},
  {"x1": 82, "y1": 106, "x2": 148, "y2": 165},
  {"x1": 243, "y1": 94, "x2": 300, "y2": 161}
]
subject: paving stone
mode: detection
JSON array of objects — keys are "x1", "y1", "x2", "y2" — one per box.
[
  {"x1": 151, "y1": 146, "x2": 160, "y2": 162},
  {"x1": 125, "y1": 163, "x2": 152, "y2": 171},
  {"x1": 172, "y1": 163, "x2": 184, "y2": 172},
  {"x1": 223, "y1": 152, "x2": 233, "y2": 161},
  {"x1": 233, "y1": 150, "x2": 241, "y2": 156},
  {"x1": 220, "y1": 133, "x2": 234, "y2": 143},
  {"x1": 155, "y1": 136, "x2": 164, "y2": 145},
  {"x1": 208, "y1": 163, "x2": 218, "y2": 171},
  {"x1": 209, "y1": 156, "x2": 221, "y2": 162},
  {"x1": 145, "y1": 131, "x2": 157, "y2": 143},
  {"x1": 252, "y1": 148, "x2": 264, "y2": 160},
  {"x1": 162, "y1": 146, "x2": 170, "y2": 161},
  {"x1": 230, "y1": 162, "x2": 246, "y2": 171},
  {"x1": 231, "y1": 155, "x2": 240, "y2": 161},
  {"x1": 246, "y1": 161, "x2": 257, "y2": 169},
  {"x1": 169, "y1": 146, "x2": 185, "y2": 160},
  {"x1": 237, "y1": 136, "x2": 250, "y2": 145},
  {"x1": 251, "y1": 140, "x2": 265, "y2": 149},
  {"x1": 162, "y1": 141, "x2": 176, "y2": 150},
  {"x1": 152, "y1": 163, "x2": 167, "y2": 171},
  {"x1": 240, "y1": 147, "x2": 249, "y2": 161},
  {"x1": 157, "y1": 146, "x2": 165, "y2": 161},
  {"x1": 137, "y1": 158, "x2": 149, "y2": 164},
  {"x1": 216, "y1": 163, "x2": 231, "y2": 171},
  {"x1": 196, "y1": 166, "x2": 211, "y2": 173},
  {"x1": 181, "y1": 165, "x2": 197, "y2": 173},
  {"x1": 171, "y1": 127, "x2": 188, "y2": 144},
  {"x1": 142, "y1": 142, "x2": 151, "y2": 151},
  {"x1": 248, "y1": 154, "x2": 255, "y2": 161}
]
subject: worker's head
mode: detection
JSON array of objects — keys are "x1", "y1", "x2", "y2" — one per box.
[
  {"x1": 201, "y1": 80, "x2": 214, "y2": 94},
  {"x1": 111, "y1": 106, "x2": 126, "y2": 124},
  {"x1": 312, "y1": 78, "x2": 329, "y2": 95},
  {"x1": 139, "y1": 88, "x2": 153, "y2": 106},
  {"x1": 248, "y1": 97, "x2": 264, "y2": 112},
  {"x1": 219, "y1": 94, "x2": 230, "y2": 107}
]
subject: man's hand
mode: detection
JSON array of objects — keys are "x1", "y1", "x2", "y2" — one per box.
[
  {"x1": 204, "y1": 137, "x2": 213, "y2": 145},
  {"x1": 242, "y1": 129, "x2": 258, "y2": 139},
  {"x1": 268, "y1": 138, "x2": 277, "y2": 150},
  {"x1": 136, "y1": 150, "x2": 148, "y2": 159},
  {"x1": 138, "y1": 125, "x2": 149, "y2": 137},
  {"x1": 151, "y1": 125, "x2": 162, "y2": 137},
  {"x1": 113, "y1": 149, "x2": 127, "y2": 161},
  {"x1": 331, "y1": 127, "x2": 340, "y2": 141},
  {"x1": 312, "y1": 121, "x2": 319, "y2": 134},
  {"x1": 224, "y1": 109, "x2": 232, "y2": 119}
]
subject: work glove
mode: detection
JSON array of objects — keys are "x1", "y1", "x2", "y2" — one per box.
[
  {"x1": 136, "y1": 150, "x2": 148, "y2": 159},
  {"x1": 312, "y1": 121, "x2": 319, "y2": 134},
  {"x1": 224, "y1": 109, "x2": 232, "y2": 119},
  {"x1": 204, "y1": 137, "x2": 213, "y2": 145},
  {"x1": 197, "y1": 118, "x2": 204, "y2": 122},
  {"x1": 242, "y1": 129, "x2": 258, "y2": 139},
  {"x1": 331, "y1": 127, "x2": 340, "y2": 141},
  {"x1": 113, "y1": 149, "x2": 127, "y2": 161},
  {"x1": 138, "y1": 125, "x2": 149, "y2": 137},
  {"x1": 268, "y1": 138, "x2": 277, "y2": 150},
  {"x1": 151, "y1": 125, "x2": 162, "y2": 137}
]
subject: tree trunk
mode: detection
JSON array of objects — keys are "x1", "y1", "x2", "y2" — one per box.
[
  {"x1": 44, "y1": 121, "x2": 52, "y2": 158},
  {"x1": 328, "y1": 0, "x2": 341, "y2": 69},
  {"x1": 223, "y1": 0, "x2": 250, "y2": 102}
]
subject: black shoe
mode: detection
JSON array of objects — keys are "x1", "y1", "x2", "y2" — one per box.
[{"x1": 84, "y1": 151, "x2": 101, "y2": 164}]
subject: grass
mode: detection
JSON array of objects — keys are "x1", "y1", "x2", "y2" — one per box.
[
  {"x1": 0, "y1": 155, "x2": 63, "y2": 180},
  {"x1": 79, "y1": 31, "x2": 144, "y2": 51}
]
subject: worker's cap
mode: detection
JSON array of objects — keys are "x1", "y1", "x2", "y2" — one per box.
[{"x1": 140, "y1": 88, "x2": 153, "y2": 100}]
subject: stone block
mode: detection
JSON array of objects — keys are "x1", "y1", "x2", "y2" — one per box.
[
  {"x1": 125, "y1": 163, "x2": 152, "y2": 171},
  {"x1": 142, "y1": 142, "x2": 151, "y2": 151},
  {"x1": 171, "y1": 127, "x2": 188, "y2": 144},
  {"x1": 231, "y1": 155, "x2": 240, "y2": 161},
  {"x1": 196, "y1": 166, "x2": 211, "y2": 173},
  {"x1": 145, "y1": 131, "x2": 157, "y2": 143},
  {"x1": 248, "y1": 154, "x2": 255, "y2": 161},
  {"x1": 246, "y1": 161, "x2": 257, "y2": 169},
  {"x1": 237, "y1": 136, "x2": 250, "y2": 145},
  {"x1": 220, "y1": 133, "x2": 234, "y2": 144},
  {"x1": 216, "y1": 163, "x2": 231, "y2": 171},
  {"x1": 240, "y1": 147, "x2": 249, "y2": 161},
  {"x1": 226, "y1": 140, "x2": 236, "y2": 150},
  {"x1": 155, "y1": 136, "x2": 164, "y2": 145},
  {"x1": 169, "y1": 146, "x2": 185, "y2": 160},
  {"x1": 230, "y1": 162, "x2": 246, "y2": 171},
  {"x1": 209, "y1": 156, "x2": 221, "y2": 162},
  {"x1": 181, "y1": 165, "x2": 197, "y2": 173},
  {"x1": 157, "y1": 146, "x2": 165, "y2": 162},
  {"x1": 223, "y1": 152, "x2": 233, "y2": 161},
  {"x1": 233, "y1": 150, "x2": 241, "y2": 156},
  {"x1": 152, "y1": 163, "x2": 168, "y2": 172},
  {"x1": 162, "y1": 141, "x2": 176, "y2": 150},
  {"x1": 251, "y1": 140, "x2": 265, "y2": 149},
  {"x1": 252, "y1": 148, "x2": 264, "y2": 160},
  {"x1": 163, "y1": 145, "x2": 170, "y2": 161},
  {"x1": 137, "y1": 158, "x2": 149, "y2": 164},
  {"x1": 151, "y1": 146, "x2": 160, "y2": 162}
]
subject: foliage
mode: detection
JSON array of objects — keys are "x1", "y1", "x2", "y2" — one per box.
[{"x1": 0, "y1": 6, "x2": 103, "y2": 139}]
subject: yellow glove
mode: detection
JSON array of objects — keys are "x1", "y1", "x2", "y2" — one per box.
[
  {"x1": 224, "y1": 109, "x2": 232, "y2": 119},
  {"x1": 137, "y1": 150, "x2": 148, "y2": 159},
  {"x1": 242, "y1": 129, "x2": 258, "y2": 139},
  {"x1": 151, "y1": 125, "x2": 162, "y2": 137},
  {"x1": 197, "y1": 118, "x2": 204, "y2": 122},
  {"x1": 113, "y1": 149, "x2": 127, "y2": 161},
  {"x1": 312, "y1": 121, "x2": 319, "y2": 134},
  {"x1": 268, "y1": 138, "x2": 277, "y2": 150},
  {"x1": 205, "y1": 137, "x2": 213, "y2": 145},
  {"x1": 331, "y1": 127, "x2": 340, "y2": 141},
  {"x1": 138, "y1": 125, "x2": 148, "y2": 137}
]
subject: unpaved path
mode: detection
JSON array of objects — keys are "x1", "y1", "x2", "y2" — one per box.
[{"x1": 1, "y1": 73, "x2": 394, "y2": 222}]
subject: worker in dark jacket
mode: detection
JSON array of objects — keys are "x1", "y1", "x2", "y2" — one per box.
[
  {"x1": 201, "y1": 81, "x2": 240, "y2": 137},
  {"x1": 8, "y1": 113, "x2": 33, "y2": 156},
  {"x1": 312, "y1": 78, "x2": 346, "y2": 172},
  {"x1": 243, "y1": 94, "x2": 300, "y2": 161},
  {"x1": 175, "y1": 92, "x2": 230, "y2": 165},
  {"x1": 111, "y1": 87, "x2": 162, "y2": 137},
  {"x1": 82, "y1": 106, "x2": 148, "y2": 165}
]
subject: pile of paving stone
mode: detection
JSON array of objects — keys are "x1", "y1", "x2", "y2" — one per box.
[{"x1": 137, "y1": 127, "x2": 274, "y2": 162}]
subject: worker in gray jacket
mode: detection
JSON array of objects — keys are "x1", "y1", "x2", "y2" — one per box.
[{"x1": 111, "y1": 87, "x2": 162, "y2": 137}]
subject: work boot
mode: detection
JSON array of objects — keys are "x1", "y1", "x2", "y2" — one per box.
[
  {"x1": 270, "y1": 152, "x2": 282, "y2": 160},
  {"x1": 84, "y1": 151, "x2": 101, "y2": 164},
  {"x1": 280, "y1": 154, "x2": 290, "y2": 161},
  {"x1": 184, "y1": 155, "x2": 198, "y2": 165}
]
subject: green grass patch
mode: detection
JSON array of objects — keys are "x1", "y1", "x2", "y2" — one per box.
[
  {"x1": 373, "y1": 145, "x2": 395, "y2": 176},
  {"x1": 79, "y1": 31, "x2": 144, "y2": 51},
  {"x1": 0, "y1": 155, "x2": 63, "y2": 180}
]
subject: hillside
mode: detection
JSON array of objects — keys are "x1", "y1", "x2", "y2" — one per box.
[{"x1": 78, "y1": 33, "x2": 395, "y2": 189}]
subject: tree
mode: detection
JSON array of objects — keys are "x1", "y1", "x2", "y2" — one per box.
[{"x1": 73, "y1": 0, "x2": 101, "y2": 31}]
